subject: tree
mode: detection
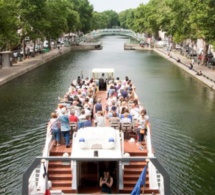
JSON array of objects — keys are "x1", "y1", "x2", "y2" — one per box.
[
  {"x1": 71, "y1": 0, "x2": 93, "y2": 33},
  {"x1": 102, "y1": 10, "x2": 119, "y2": 28},
  {"x1": 41, "y1": 0, "x2": 69, "y2": 48},
  {"x1": 0, "y1": 0, "x2": 20, "y2": 50},
  {"x1": 18, "y1": 0, "x2": 48, "y2": 55},
  {"x1": 188, "y1": 0, "x2": 215, "y2": 64},
  {"x1": 91, "y1": 12, "x2": 109, "y2": 29}
]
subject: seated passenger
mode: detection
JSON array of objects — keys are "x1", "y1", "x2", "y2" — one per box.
[
  {"x1": 109, "y1": 112, "x2": 120, "y2": 122},
  {"x1": 95, "y1": 111, "x2": 105, "y2": 127},
  {"x1": 107, "y1": 92, "x2": 117, "y2": 106},
  {"x1": 69, "y1": 110, "x2": 78, "y2": 122},
  {"x1": 78, "y1": 110, "x2": 86, "y2": 121},
  {"x1": 94, "y1": 99, "x2": 103, "y2": 113},
  {"x1": 130, "y1": 103, "x2": 141, "y2": 120},
  {"x1": 99, "y1": 170, "x2": 113, "y2": 194},
  {"x1": 107, "y1": 101, "x2": 118, "y2": 118},
  {"x1": 83, "y1": 115, "x2": 92, "y2": 127},
  {"x1": 120, "y1": 109, "x2": 132, "y2": 122},
  {"x1": 120, "y1": 112, "x2": 132, "y2": 123}
]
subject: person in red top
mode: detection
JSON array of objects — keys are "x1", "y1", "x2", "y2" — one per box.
[{"x1": 69, "y1": 110, "x2": 78, "y2": 122}]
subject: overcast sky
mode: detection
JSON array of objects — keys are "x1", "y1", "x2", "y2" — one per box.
[{"x1": 88, "y1": 0, "x2": 149, "y2": 13}]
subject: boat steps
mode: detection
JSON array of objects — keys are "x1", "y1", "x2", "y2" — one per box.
[
  {"x1": 124, "y1": 173, "x2": 149, "y2": 180},
  {"x1": 51, "y1": 180, "x2": 72, "y2": 187},
  {"x1": 124, "y1": 167, "x2": 146, "y2": 173},
  {"x1": 120, "y1": 187, "x2": 159, "y2": 194},
  {"x1": 49, "y1": 173, "x2": 72, "y2": 180},
  {"x1": 50, "y1": 151, "x2": 71, "y2": 156},
  {"x1": 124, "y1": 180, "x2": 150, "y2": 187},
  {"x1": 126, "y1": 164, "x2": 148, "y2": 169},
  {"x1": 128, "y1": 151, "x2": 148, "y2": 156},
  {"x1": 49, "y1": 167, "x2": 71, "y2": 173},
  {"x1": 49, "y1": 161, "x2": 71, "y2": 168},
  {"x1": 129, "y1": 161, "x2": 147, "y2": 165}
]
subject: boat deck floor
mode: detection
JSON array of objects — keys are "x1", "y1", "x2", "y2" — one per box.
[{"x1": 50, "y1": 139, "x2": 146, "y2": 155}]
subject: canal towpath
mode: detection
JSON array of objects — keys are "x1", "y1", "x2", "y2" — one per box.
[
  {"x1": 0, "y1": 46, "x2": 71, "y2": 86},
  {"x1": 155, "y1": 48, "x2": 215, "y2": 90}
]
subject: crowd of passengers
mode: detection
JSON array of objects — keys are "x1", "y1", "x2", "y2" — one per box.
[{"x1": 47, "y1": 75, "x2": 149, "y2": 148}]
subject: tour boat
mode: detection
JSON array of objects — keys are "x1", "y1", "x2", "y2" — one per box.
[{"x1": 23, "y1": 68, "x2": 170, "y2": 195}]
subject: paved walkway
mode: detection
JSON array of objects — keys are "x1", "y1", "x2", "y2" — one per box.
[
  {"x1": 155, "y1": 48, "x2": 215, "y2": 90},
  {"x1": 0, "y1": 46, "x2": 71, "y2": 86}
]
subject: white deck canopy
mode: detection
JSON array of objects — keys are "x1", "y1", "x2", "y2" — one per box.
[
  {"x1": 92, "y1": 68, "x2": 114, "y2": 79},
  {"x1": 72, "y1": 127, "x2": 122, "y2": 158}
]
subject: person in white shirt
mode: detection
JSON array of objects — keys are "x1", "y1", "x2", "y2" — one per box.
[
  {"x1": 130, "y1": 103, "x2": 141, "y2": 119},
  {"x1": 136, "y1": 109, "x2": 149, "y2": 143},
  {"x1": 95, "y1": 111, "x2": 105, "y2": 127},
  {"x1": 78, "y1": 110, "x2": 86, "y2": 121}
]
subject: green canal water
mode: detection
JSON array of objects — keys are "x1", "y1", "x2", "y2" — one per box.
[{"x1": 0, "y1": 36, "x2": 215, "y2": 195}]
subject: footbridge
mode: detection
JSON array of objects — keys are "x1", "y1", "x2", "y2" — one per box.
[{"x1": 83, "y1": 28, "x2": 145, "y2": 42}]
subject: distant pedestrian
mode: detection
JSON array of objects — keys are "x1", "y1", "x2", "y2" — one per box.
[
  {"x1": 57, "y1": 44, "x2": 61, "y2": 54},
  {"x1": 197, "y1": 58, "x2": 200, "y2": 66},
  {"x1": 196, "y1": 71, "x2": 202, "y2": 76},
  {"x1": 191, "y1": 58, "x2": 194, "y2": 65},
  {"x1": 177, "y1": 58, "x2": 181, "y2": 63}
]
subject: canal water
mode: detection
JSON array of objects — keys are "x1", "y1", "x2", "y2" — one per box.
[{"x1": 0, "y1": 36, "x2": 215, "y2": 195}]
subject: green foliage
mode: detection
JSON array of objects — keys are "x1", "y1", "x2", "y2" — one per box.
[
  {"x1": 102, "y1": 10, "x2": 119, "y2": 28},
  {"x1": 92, "y1": 10, "x2": 119, "y2": 29},
  {"x1": 71, "y1": 0, "x2": 93, "y2": 33},
  {"x1": 0, "y1": 0, "x2": 215, "y2": 51},
  {"x1": 41, "y1": 0, "x2": 69, "y2": 41},
  {"x1": 0, "y1": 0, "x2": 93, "y2": 50},
  {"x1": 119, "y1": 9, "x2": 136, "y2": 30},
  {"x1": 0, "y1": 0, "x2": 20, "y2": 50},
  {"x1": 189, "y1": 0, "x2": 215, "y2": 43},
  {"x1": 92, "y1": 12, "x2": 109, "y2": 29}
]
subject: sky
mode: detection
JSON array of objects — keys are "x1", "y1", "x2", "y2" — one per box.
[{"x1": 88, "y1": 0, "x2": 149, "y2": 13}]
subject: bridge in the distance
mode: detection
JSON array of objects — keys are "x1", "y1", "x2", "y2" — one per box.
[{"x1": 83, "y1": 28, "x2": 145, "y2": 42}]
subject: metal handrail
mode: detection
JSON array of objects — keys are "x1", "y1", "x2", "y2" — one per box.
[
  {"x1": 37, "y1": 131, "x2": 53, "y2": 192},
  {"x1": 22, "y1": 156, "x2": 170, "y2": 195}
]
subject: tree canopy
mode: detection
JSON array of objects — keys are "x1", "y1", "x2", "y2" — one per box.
[
  {"x1": 0, "y1": 0, "x2": 214, "y2": 52},
  {"x1": 0, "y1": 0, "x2": 93, "y2": 50}
]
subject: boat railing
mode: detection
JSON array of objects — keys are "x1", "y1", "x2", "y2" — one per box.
[
  {"x1": 119, "y1": 130, "x2": 127, "y2": 190},
  {"x1": 36, "y1": 131, "x2": 53, "y2": 192},
  {"x1": 28, "y1": 167, "x2": 40, "y2": 195},
  {"x1": 157, "y1": 171, "x2": 165, "y2": 195},
  {"x1": 72, "y1": 132, "x2": 77, "y2": 190},
  {"x1": 146, "y1": 123, "x2": 154, "y2": 157},
  {"x1": 23, "y1": 156, "x2": 170, "y2": 195},
  {"x1": 146, "y1": 123, "x2": 165, "y2": 193},
  {"x1": 120, "y1": 130, "x2": 124, "y2": 156}
]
